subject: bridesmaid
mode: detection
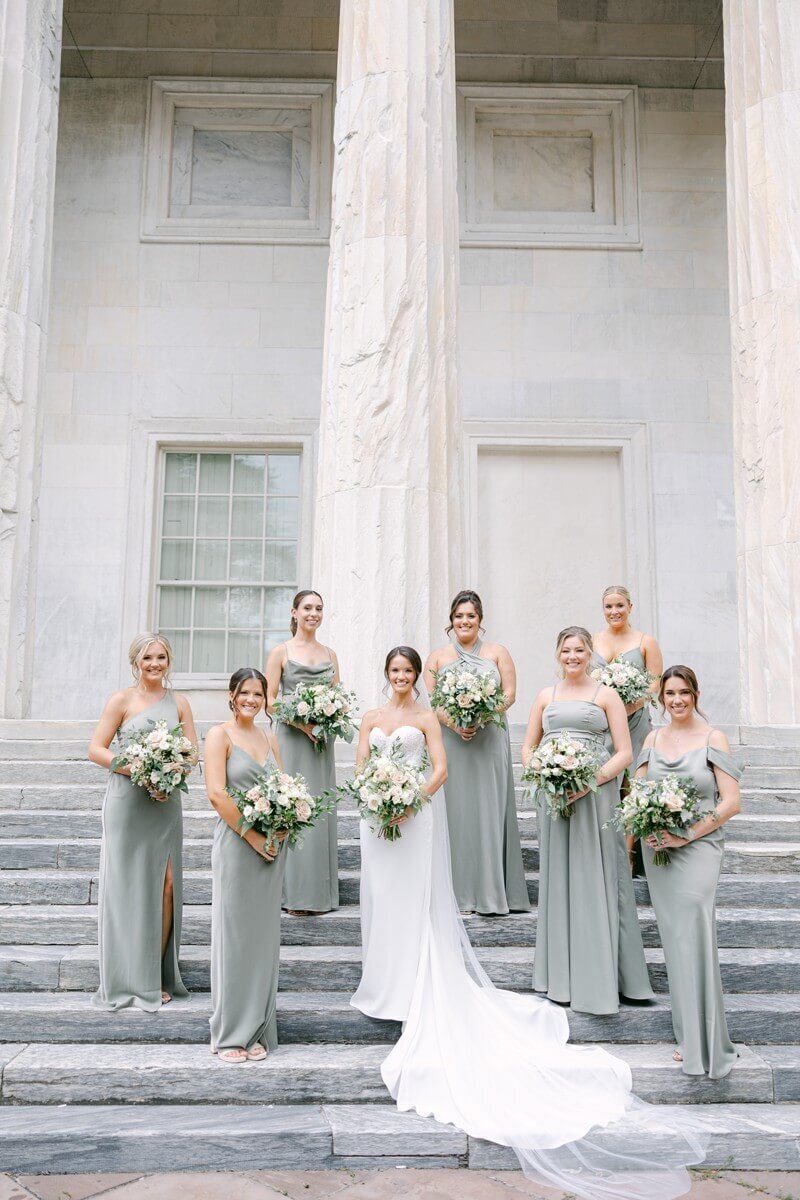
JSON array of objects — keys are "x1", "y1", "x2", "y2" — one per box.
[
  {"x1": 205, "y1": 668, "x2": 287, "y2": 1064},
  {"x1": 635, "y1": 665, "x2": 741, "y2": 1078},
  {"x1": 522, "y1": 626, "x2": 654, "y2": 1015},
  {"x1": 423, "y1": 590, "x2": 529, "y2": 915},
  {"x1": 88, "y1": 633, "x2": 196, "y2": 1010},
  {"x1": 265, "y1": 589, "x2": 340, "y2": 915}
]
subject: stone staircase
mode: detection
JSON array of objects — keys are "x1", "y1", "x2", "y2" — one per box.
[{"x1": 0, "y1": 720, "x2": 799, "y2": 1174}]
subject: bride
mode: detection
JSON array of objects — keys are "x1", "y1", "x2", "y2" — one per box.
[{"x1": 352, "y1": 646, "x2": 708, "y2": 1200}]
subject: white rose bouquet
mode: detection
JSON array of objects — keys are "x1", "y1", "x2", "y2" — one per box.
[
  {"x1": 521, "y1": 734, "x2": 600, "y2": 820},
  {"x1": 229, "y1": 768, "x2": 334, "y2": 850},
  {"x1": 591, "y1": 660, "x2": 653, "y2": 707},
  {"x1": 335, "y1": 741, "x2": 429, "y2": 842},
  {"x1": 614, "y1": 775, "x2": 701, "y2": 866},
  {"x1": 430, "y1": 663, "x2": 508, "y2": 731},
  {"x1": 274, "y1": 681, "x2": 357, "y2": 752},
  {"x1": 111, "y1": 720, "x2": 196, "y2": 802}
]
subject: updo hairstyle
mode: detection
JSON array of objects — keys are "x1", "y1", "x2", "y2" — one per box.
[
  {"x1": 129, "y1": 633, "x2": 173, "y2": 685},
  {"x1": 602, "y1": 585, "x2": 632, "y2": 603},
  {"x1": 446, "y1": 589, "x2": 484, "y2": 635},
  {"x1": 383, "y1": 646, "x2": 423, "y2": 698},
  {"x1": 555, "y1": 626, "x2": 594, "y2": 656},
  {"x1": 290, "y1": 590, "x2": 323, "y2": 636},
  {"x1": 659, "y1": 665, "x2": 707, "y2": 720},
  {"x1": 228, "y1": 667, "x2": 270, "y2": 719}
]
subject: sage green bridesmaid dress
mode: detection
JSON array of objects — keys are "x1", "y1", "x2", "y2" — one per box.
[
  {"x1": 591, "y1": 636, "x2": 653, "y2": 765},
  {"x1": 440, "y1": 639, "x2": 529, "y2": 914},
  {"x1": 637, "y1": 733, "x2": 740, "y2": 1078},
  {"x1": 210, "y1": 738, "x2": 287, "y2": 1053},
  {"x1": 533, "y1": 683, "x2": 654, "y2": 1014},
  {"x1": 277, "y1": 654, "x2": 338, "y2": 912},
  {"x1": 92, "y1": 693, "x2": 187, "y2": 1011}
]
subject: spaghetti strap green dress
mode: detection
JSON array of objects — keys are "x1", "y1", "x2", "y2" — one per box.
[
  {"x1": 92, "y1": 693, "x2": 187, "y2": 1011},
  {"x1": 638, "y1": 735, "x2": 740, "y2": 1077},
  {"x1": 277, "y1": 656, "x2": 339, "y2": 912},
  {"x1": 533, "y1": 685, "x2": 654, "y2": 1014},
  {"x1": 591, "y1": 637, "x2": 653, "y2": 765},
  {"x1": 440, "y1": 639, "x2": 529, "y2": 914},
  {"x1": 210, "y1": 740, "x2": 287, "y2": 1052}
]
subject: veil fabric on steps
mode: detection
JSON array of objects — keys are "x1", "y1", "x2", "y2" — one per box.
[{"x1": 380, "y1": 781, "x2": 710, "y2": 1200}]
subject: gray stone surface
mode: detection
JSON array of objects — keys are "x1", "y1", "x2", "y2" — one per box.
[
  {"x1": 323, "y1": 1105, "x2": 466, "y2": 1156},
  {"x1": 752, "y1": 1045, "x2": 800, "y2": 1100}
]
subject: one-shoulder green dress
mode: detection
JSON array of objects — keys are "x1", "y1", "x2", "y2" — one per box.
[
  {"x1": 638, "y1": 734, "x2": 740, "y2": 1078},
  {"x1": 440, "y1": 639, "x2": 529, "y2": 914},
  {"x1": 533, "y1": 684, "x2": 654, "y2": 1014},
  {"x1": 93, "y1": 693, "x2": 187, "y2": 1011},
  {"x1": 210, "y1": 739, "x2": 287, "y2": 1052},
  {"x1": 276, "y1": 655, "x2": 338, "y2": 912}
]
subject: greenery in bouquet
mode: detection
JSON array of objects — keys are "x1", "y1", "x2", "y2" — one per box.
[
  {"x1": 334, "y1": 740, "x2": 429, "y2": 842},
  {"x1": 111, "y1": 719, "x2": 196, "y2": 802},
  {"x1": 229, "y1": 767, "x2": 335, "y2": 850},
  {"x1": 430, "y1": 662, "x2": 508, "y2": 731},
  {"x1": 614, "y1": 774, "x2": 701, "y2": 866},
  {"x1": 274, "y1": 681, "x2": 357, "y2": 752},
  {"x1": 521, "y1": 734, "x2": 600, "y2": 820},
  {"x1": 590, "y1": 660, "x2": 654, "y2": 706}
]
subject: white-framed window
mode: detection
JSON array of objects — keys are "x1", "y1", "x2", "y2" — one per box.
[{"x1": 155, "y1": 448, "x2": 302, "y2": 677}]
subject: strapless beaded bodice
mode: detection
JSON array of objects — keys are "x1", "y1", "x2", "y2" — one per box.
[{"x1": 369, "y1": 725, "x2": 427, "y2": 770}]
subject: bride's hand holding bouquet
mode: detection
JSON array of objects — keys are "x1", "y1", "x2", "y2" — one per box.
[{"x1": 336, "y1": 740, "x2": 430, "y2": 842}]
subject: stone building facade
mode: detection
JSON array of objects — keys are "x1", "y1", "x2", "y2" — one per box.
[{"x1": 0, "y1": 0, "x2": 795, "y2": 724}]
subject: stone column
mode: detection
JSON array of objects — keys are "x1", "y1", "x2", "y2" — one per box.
[
  {"x1": 723, "y1": 0, "x2": 800, "y2": 724},
  {"x1": 313, "y1": 0, "x2": 463, "y2": 707},
  {"x1": 0, "y1": 0, "x2": 63, "y2": 717}
]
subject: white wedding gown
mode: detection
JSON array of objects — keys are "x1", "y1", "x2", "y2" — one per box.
[{"x1": 352, "y1": 726, "x2": 708, "y2": 1200}]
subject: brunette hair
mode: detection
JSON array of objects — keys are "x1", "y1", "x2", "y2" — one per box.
[
  {"x1": 446, "y1": 589, "x2": 484, "y2": 635},
  {"x1": 555, "y1": 626, "x2": 594, "y2": 656},
  {"x1": 659, "y1": 665, "x2": 707, "y2": 720},
  {"x1": 228, "y1": 667, "x2": 270, "y2": 718},
  {"x1": 383, "y1": 646, "x2": 423, "y2": 698},
  {"x1": 129, "y1": 633, "x2": 173, "y2": 685},
  {"x1": 290, "y1": 590, "x2": 323, "y2": 636},
  {"x1": 602, "y1": 585, "x2": 632, "y2": 603}
]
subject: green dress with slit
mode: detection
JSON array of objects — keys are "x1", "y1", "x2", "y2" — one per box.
[
  {"x1": 638, "y1": 736, "x2": 740, "y2": 1078},
  {"x1": 92, "y1": 693, "x2": 187, "y2": 1011},
  {"x1": 533, "y1": 685, "x2": 654, "y2": 1014},
  {"x1": 210, "y1": 740, "x2": 287, "y2": 1052}
]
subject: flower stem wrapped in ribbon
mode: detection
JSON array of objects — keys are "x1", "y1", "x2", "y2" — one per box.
[
  {"x1": 111, "y1": 720, "x2": 196, "y2": 802},
  {"x1": 614, "y1": 775, "x2": 701, "y2": 866},
  {"x1": 591, "y1": 660, "x2": 654, "y2": 706},
  {"x1": 521, "y1": 734, "x2": 600, "y2": 820},
  {"x1": 430, "y1": 662, "x2": 508, "y2": 731},
  {"x1": 229, "y1": 767, "x2": 335, "y2": 851},
  {"x1": 333, "y1": 741, "x2": 429, "y2": 842},
  {"x1": 274, "y1": 681, "x2": 357, "y2": 752}
]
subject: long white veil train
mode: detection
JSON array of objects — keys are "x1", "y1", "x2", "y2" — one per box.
[{"x1": 381, "y1": 786, "x2": 710, "y2": 1200}]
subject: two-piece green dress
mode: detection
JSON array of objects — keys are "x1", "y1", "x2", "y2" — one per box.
[
  {"x1": 439, "y1": 639, "x2": 530, "y2": 914},
  {"x1": 276, "y1": 653, "x2": 338, "y2": 912},
  {"x1": 210, "y1": 737, "x2": 287, "y2": 1053},
  {"x1": 93, "y1": 693, "x2": 187, "y2": 1011},
  {"x1": 638, "y1": 733, "x2": 740, "y2": 1077},
  {"x1": 533, "y1": 684, "x2": 654, "y2": 1014}
]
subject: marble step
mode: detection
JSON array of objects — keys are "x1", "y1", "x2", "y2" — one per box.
[
  {"x1": 0, "y1": 1040, "x2": 783, "y2": 1106},
  {"x1": 3, "y1": 902, "x2": 799, "y2": 951},
  {"x1": 0, "y1": 1099, "x2": 799, "y2": 1175},
  {"x1": 2, "y1": 990, "x2": 799, "y2": 1047},
  {"x1": 2, "y1": 944, "x2": 798, "y2": 995}
]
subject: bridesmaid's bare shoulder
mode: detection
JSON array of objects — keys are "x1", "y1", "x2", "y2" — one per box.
[
  {"x1": 707, "y1": 728, "x2": 731, "y2": 754},
  {"x1": 641, "y1": 729, "x2": 657, "y2": 749},
  {"x1": 203, "y1": 723, "x2": 230, "y2": 750}
]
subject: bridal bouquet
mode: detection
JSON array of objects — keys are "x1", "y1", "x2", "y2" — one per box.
[
  {"x1": 274, "y1": 681, "x2": 357, "y2": 752},
  {"x1": 591, "y1": 660, "x2": 653, "y2": 706},
  {"x1": 521, "y1": 734, "x2": 600, "y2": 820},
  {"x1": 111, "y1": 720, "x2": 196, "y2": 802},
  {"x1": 614, "y1": 775, "x2": 701, "y2": 866},
  {"x1": 336, "y1": 741, "x2": 428, "y2": 842},
  {"x1": 430, "y1": 663, "x2": 508, "y2": 731},
  {"x1": 229, "y1": 768, "x2": 333, "y2": 849}
]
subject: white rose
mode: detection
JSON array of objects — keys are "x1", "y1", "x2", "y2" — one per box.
[
  {"x1": 244, "y1": 805, "x2": 255, "y2": 820},
  {"x1": 296, "y1": 701, "x2": 310, "y2": 717},
  {"x1": 322, "y1": 702, "x2": 336, "y2": 717}
]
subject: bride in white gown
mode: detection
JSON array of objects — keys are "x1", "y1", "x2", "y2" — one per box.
[{"x1": 352, "y1": 646, "x2": 709, "y2": 1200}]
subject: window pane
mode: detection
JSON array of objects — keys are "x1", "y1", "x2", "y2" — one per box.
[
  {"x1": 230, "y1": 539, "x2": 262, "y2": 581},
  {"x1": 195, "y1": 539, "x2": 227, "y2": 580},
  {"x1": 267, "y1": 454, "x2": 300, "y2": 495},
  {"x1": 160, "y1": 629, "x2": 191, "y2": 673},
  {"x1": 159, "y1": 586, "x2": 192, "y2": 628},
  {"x1": 160, "y1": 539, "x2": 193, "y2": 581},
  {"x1": 163, "y1": 495, "x2": 195, "y2": 539},
  {"x1": 164, "y1": 453, "x2": 196, "y2": 494},
  {"x1": 265, "y1": 496, "x2": 298, "y2": 539},
  {"x1": 264, "y1": 586, "x2": 295, "y2": 629},
  {"x1": 228, "y1": 586, "x2": 262, "y2": 629},
  {"x1": 263, "y1": 629, "x2": 288, "y2": 655},
  {"x1": 231, "y1": 496, "x2": 264, "y2": 538},
  {"x1": 265, "y1": 541, "x2": 297, "y2": 580},
  {"x1": 199, "y1": 453, "x2": 231, "y2": 493},
  {"x1": 197, "y1": 496, "x2": 229, "y2": 538},
  {"x1": 233, "y1": 454, "x2": 265, "y2": 495},
  {"x1": 194, "y1": 586, "x2": 227, "y2": 628},
  {"x1": 192, "y1": 630, "x2": 226, "y2": 673},
  {"x1": 227, "y1": 631, "x2": 262, "y2": 672}
]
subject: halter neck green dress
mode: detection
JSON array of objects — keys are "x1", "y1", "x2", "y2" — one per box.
[
  {"x1": 637, "y1": 734, "x2": 740, "y2": 1078},
  {"x1": 533, "y1": 685, "x2": 653, "y2": 1014},
  {"x1": 92, "y1": 693, "x2": 187, "y2": 1011},
  {"x1": 440, "y1": 639, "x2": 529, "y2": 914},
  {"x1": 276, "y1": 654, "x2": 338, "y2": 912},
  {"x1": 591, "y1": 637, "x2": 653, "y2": 765},
  {"x1": 210, "y1": 737, "x2": 287, "y2": 1052}
]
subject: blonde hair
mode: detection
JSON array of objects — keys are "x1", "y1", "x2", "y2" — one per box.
[
  {"x1": 129, "y1": 633, "x2": 173, "y2": 684},
  {"x1": 602, "y1": 584, "x2": 631, "y2": 603},
  {"x1": 555, "y1": 626, "x2": 594, "y2": 656}
]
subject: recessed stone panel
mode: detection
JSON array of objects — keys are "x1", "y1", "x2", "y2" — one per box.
[{"x1": 492, "y1": 131, "x2": 594, "y2": 214}]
